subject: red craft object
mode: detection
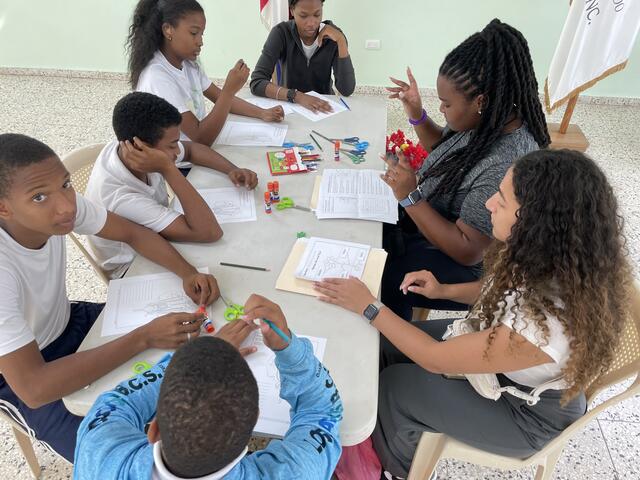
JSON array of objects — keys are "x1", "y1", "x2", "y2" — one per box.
[{"x1": 385, "y1": 129, "x2": 428, "y2": 171}]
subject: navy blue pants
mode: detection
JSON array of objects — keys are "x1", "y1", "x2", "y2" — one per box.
[
  {"x1": 381, "y1": 221, "x2": 481, "y2": 320},
  {"x1": 0, "y1": 301, "x2": 104, "y2": 462}
]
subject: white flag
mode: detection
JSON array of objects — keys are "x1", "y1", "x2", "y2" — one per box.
[
  {"x1": 259, "y1": 0, "x2": 289, "y2": 31},
  {"x1": 545, "y1": 0, "x2": 640, "y2": 112}
]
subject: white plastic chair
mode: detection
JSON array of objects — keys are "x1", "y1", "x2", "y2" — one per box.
[
  {"x1": 60, "y1": 144, "x2": 109, "y2": 285},
  {"x1": 407, "y1": 281, "x2": 640, "y2": 480},
  {"x1": 0, "y1": 407, "x2": 42, "y2": 478}
]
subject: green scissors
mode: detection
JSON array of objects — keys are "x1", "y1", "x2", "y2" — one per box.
[
  {"x1": 132, "y1": 361, "x2": 153, "y2": 375},
  {"x1": 221, "y1": 295, "x2": 245, "y2": 322},
  {"x1": 275, "y1": 197, "x2": 295, "y2": 210},
  {"x1": 341, "y1": 150, "x2": 366, "y2": 164}
]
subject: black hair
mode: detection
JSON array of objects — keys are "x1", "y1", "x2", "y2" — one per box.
[
  {"x1": 424, "y1": 18, "x2": 550, "y2": 203},
  {"x1": 112, "y1": 92, "x2": 182, "y2": 146},
  {"x1": 289, "y1": 0, "x2": 325, "y2": 7},
  {"x1": 156, "y1": 336, "x2": 259, "y2": 478},
  {"x1": 0, "y1": 134, "x2": 57, "y2": 198},
  {"x1": 126, "y1": 0, "x2": 204, "y2": 88}
]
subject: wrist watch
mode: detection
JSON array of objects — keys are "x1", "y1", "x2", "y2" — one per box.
[
  {"x1": 362, "y1": 300, "x2": 384, "y2": 323},
  {"x1": 399, "y1": 188, "x2": 423, "y2": 208},
  {"x1": 287, "y1": 88, "x2": 297, "y2": 103}
]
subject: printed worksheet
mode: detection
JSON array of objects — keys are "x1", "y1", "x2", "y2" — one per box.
[
  {"x1": 101, "y1": 269, "x2": 208, "y2": 337},
  {"x1": 214, "y1": 121, "x2": 288, "y2": 146},
  {"x1": 241, "y1": 330, "x2": 327, "y2": 437},
  {"x1": 291, "y1": 91, "x2": 347, "y2": 122},
  {"x1": 315, "y1": 169, "x2": 398, "y2": 223},
  {"x1": 173, "y1": 187, "x2": 257, "y2": 224},
  {"x1": 243, "y1": 95, "x2": 295, "y2": 115},
  {"x1": 295, "y1": 237, "x2": 371, "y2": 281}
]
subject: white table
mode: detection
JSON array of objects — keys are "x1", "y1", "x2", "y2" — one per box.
[{"x1": 63, "y1": 95, "x2": 387, "y2": 446}]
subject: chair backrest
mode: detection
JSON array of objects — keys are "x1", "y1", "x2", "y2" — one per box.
[
  {"x1": 61, "y1": 144, "x2": 110, "y2": 285},
  {"x1": 62, "y1": 143, "x2": 105, "y2": 194},
  {"x1": 585, "y1": 280, "x2": 640, "y2": 403}
]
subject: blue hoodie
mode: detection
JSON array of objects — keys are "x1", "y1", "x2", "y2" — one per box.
[{"x1": 73, "y1": 334, "x2": 343, "y2": 479}]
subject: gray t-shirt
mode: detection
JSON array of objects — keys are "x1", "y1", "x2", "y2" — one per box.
[{"x1": 417, "y1": 124, "x2": 539, "y2": 237}]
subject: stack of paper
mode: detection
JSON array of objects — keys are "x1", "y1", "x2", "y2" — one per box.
[
  {"x1": 314, "y1": 169, "x2": 399, "y2": 223},
  {"x1": 214, "y1": 121, "x2": 288, "y2": 146},
  {"x1": 243, "y1": 95, "x2": 295, "y2": 115},
  {"x1": 291, "y1": 91, "x2": 348, "y2": 122},
  {"x1": 295, "y1": 237, "x2": 370, "y2": 281}
]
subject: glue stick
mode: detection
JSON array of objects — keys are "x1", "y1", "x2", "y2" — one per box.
[
  {"x1": 267, "y1": 181, "x2": 274, "y2": 201},
  {"x1": 198, "y1": 306, "x2": 215, "y2": 334},
  {"x1": 334, "y1": 140, "x2": 341, "y2": 161},
  {"x1": 272, "y1": 181, "x2": 280, "y2": 202},
  {"x1": 264, "y1": 191, "x2": 272, "y2": 214}
]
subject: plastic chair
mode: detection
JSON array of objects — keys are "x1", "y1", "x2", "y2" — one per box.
[
  {"x1": 0, "y1": 407, "x2": 42, "y2": 478},
  {"x1": 60, "y1": 144, "x2": 109, "y2": 285},
  {"x1": 407, "y1": 280, "x2": 640, "y2": 480}
]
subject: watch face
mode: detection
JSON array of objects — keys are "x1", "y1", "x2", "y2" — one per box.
[{"x1": 363, "y1": 304, "x2": 378, "y2": 320}]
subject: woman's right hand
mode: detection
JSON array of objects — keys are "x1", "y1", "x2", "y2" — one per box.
[
  {"x1": 387, "y1": 67, "x2": 424, "y2": 121},
  {"x1": 295, "y1": 92, "x2": 333, "y2": 114},
  {"x1": 222, "y1": 59, "x2": 250, "y2": 95},
  {"x1": 141, "y1": 312, "x2": 204, "y2": 349},
  {"x1": 399, "y1": 270, "x2": 445, "y2": 299}
]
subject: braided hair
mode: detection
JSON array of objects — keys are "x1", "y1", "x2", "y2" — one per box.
[
  {"x1": 424, "y1": 19, "x2": 550, "y2": 202},
  {"x1": 126, "y1": 0, "x2": 204, "y2": 88}
]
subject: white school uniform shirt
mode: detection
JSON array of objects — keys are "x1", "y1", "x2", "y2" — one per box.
[
  {"x1": 0, "y1": 194, "x2": 107, "y2": 357},
  {"x1": 136, "y1": 50, "x2": 212, "y2": 167},
  {"x1": 498, "y1": 292, "x2": 572, "y2": 388},
  {"x1": 85, "y1": 140, "x2": 185, "y2": 279}
]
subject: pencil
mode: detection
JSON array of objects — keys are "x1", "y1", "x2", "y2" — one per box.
[
  {"x1": 309, "y1": 133, "x2": 323, "y2": 151},
  {"x1": 219, "y1": 262, "x2": 270, "y2": 272},
  {"x1": 339, "y1": 97, "x2": 351, "y2": 111},
  {"x1": 263, "y1": 319, "x2": 291, "y2": 343}
]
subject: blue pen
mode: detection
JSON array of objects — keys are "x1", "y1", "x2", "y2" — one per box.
[
  {"x1": 339, "y1": 97, "x2": 351, "y2": 111},
  {"x1": 263, "y1": 319, "x2": 291, "y2": 344}
]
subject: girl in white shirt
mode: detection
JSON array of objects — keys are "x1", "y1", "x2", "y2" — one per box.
[
  {"x1": 314, "y1": 149, "x2": 632, "y2": 477},
  {"x1": 127, "y1": 0, "x2": 284, "y2": 147}
]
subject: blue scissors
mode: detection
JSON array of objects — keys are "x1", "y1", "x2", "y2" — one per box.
[
  {"x1": 283, "y1": 141, "x2": 314, "y2": 150},
  {"x1": 340, "y1": 137, "x2": 370, "y2": 151}
]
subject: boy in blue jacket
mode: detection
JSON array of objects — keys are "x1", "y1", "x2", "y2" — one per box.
[{"x1": 74, "y1": 294, "x2": 343, "y2": 479}]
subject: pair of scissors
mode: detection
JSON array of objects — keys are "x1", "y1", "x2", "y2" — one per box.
[
  {"x1": 283, "y1": 141, "x2": 314, "y2": 150},
  {"x1": 220, "y1": 295, "x2": 245, "y2": 322},
  {"x1": 341, "y1": 150, "x2": 366, "y2": 164},
  {"x1": 341, "y1": 137, "x2": 370, "y2": 151},
  {"x1": 275, "y1": 197, "x2": 312, "y2": 212}
]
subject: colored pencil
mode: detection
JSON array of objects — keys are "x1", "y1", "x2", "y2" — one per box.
[
  {"x1": 309, "y1": 133, "x2": 323, "y2": 151},
  {"x1": 263, "y1": 319, "x2": 291, "y2": 343},
  {"x1": 219, "y1": 262, "x2": 270, "y2": 272}
]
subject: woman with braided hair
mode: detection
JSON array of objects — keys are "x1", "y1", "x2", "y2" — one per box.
[
  {"x1": 381, "y1": 19, "x2": 550, "y2": 318},
  {"x1": 316, "y1": 149, "x2": 630, "y2": 477}
]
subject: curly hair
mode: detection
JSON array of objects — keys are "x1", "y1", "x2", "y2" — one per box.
[
  {"x1": 469, "y1": 149, "x2": 631, "y2": 403},
  {"x1": 126, "y1": 0, "x2": 204, "y2": 88},
  {"x1": 112, "y1": 92, "x2": 182, "y2": 145},
  {"x1": 423, "y1": 18, "x2": 550, "y2": 204}
]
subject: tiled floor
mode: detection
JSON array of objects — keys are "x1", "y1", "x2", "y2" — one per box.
[{"x1": 0, "y1": 72, "x2": 638, "y2": 479}]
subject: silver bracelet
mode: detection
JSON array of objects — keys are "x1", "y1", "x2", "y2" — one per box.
[{"x1": 275, "y1": 86, "x2": 283, "y2": 100}]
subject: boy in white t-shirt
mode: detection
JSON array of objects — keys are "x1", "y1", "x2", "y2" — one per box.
[
  {"x1": 85, "y1": 92, "x2": 258, "y2": 278},
  {"x1": 0, "y1": 133, "x2": 252, "y2": 461}
]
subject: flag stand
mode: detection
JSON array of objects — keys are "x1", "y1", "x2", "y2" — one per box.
[{"x1": 547, "y1": 94, "x2": 590, "y2": 152}]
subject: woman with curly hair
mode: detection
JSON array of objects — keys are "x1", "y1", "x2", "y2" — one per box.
[
  {"x1": 381, "y1": 18, "x2": 550, "y2": 318},
  {"x1": 315, "y1": 149, "x2": 631, "y2": 478}
]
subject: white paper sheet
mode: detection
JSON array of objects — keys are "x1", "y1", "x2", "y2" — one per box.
[
  {"x1": 214, "y1": 121, "x2": 288, "y2": 146},
  {"x1": 315, "y1": 169, "x2": 398, "y2": 223},
  {"x1": 292, "y1": 91, "x2": 347, "y2": 122},
  {"x1": 241, "y1": 330, "x2": 327, "y2": 437},
  {"x1": 243, "y1": 95, "x2": 295, "y2": 115},
  {"x1": 173, "y1": 187, "x2": 257, "y2": 224},
  {"x1": 101, "y1": 269, "x2": 208, "y2": 337},
  {"x1": 295, "y1": 237, "x2": 370, "y2": 281}
]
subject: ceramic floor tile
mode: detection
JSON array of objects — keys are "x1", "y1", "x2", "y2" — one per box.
[{"x1": 599, "y1": 420, "x2": 640, "y2": 479}]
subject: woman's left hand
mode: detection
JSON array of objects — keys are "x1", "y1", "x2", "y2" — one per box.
[
  {"x1": 260, "y1": 106, "x2": 285, "y2": 123},
  {"x1": 313, "y1": 277, "x2": 376, "y2": 315},
  {"x1": 380, "y1": 149, "x2": 418, "y2": 200}
]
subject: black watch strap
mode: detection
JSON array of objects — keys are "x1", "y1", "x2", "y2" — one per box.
[{"x1": 287, "y1": 88, "x2": 297, "y2": 103}]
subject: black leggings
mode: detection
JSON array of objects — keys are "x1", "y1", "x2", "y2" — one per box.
[{"x1": 381, "y1": 225, "x2": 480, "y2": 319}]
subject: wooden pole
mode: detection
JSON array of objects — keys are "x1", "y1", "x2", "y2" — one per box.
[{"x1": 559, "y1": 93, "x2": 579, "y2": 134}]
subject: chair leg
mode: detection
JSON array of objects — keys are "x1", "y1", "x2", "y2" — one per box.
[
  {"x1": 407, "y1": 433, "x2": 446, "y2": 480},
  {"x1": 11, "y1": 426, "x2": 41, "y2": 479},
  {"x1": 533, "y1": 447, "x2": 562, "y2": 480}
]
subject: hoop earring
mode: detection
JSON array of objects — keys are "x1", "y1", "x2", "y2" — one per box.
[
  {"x1": 168, "y1": 36, "x2": 172, "y2": 41},
  {"x1": 477, "y1": 109, "x2": 482, "y2": 115}
]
